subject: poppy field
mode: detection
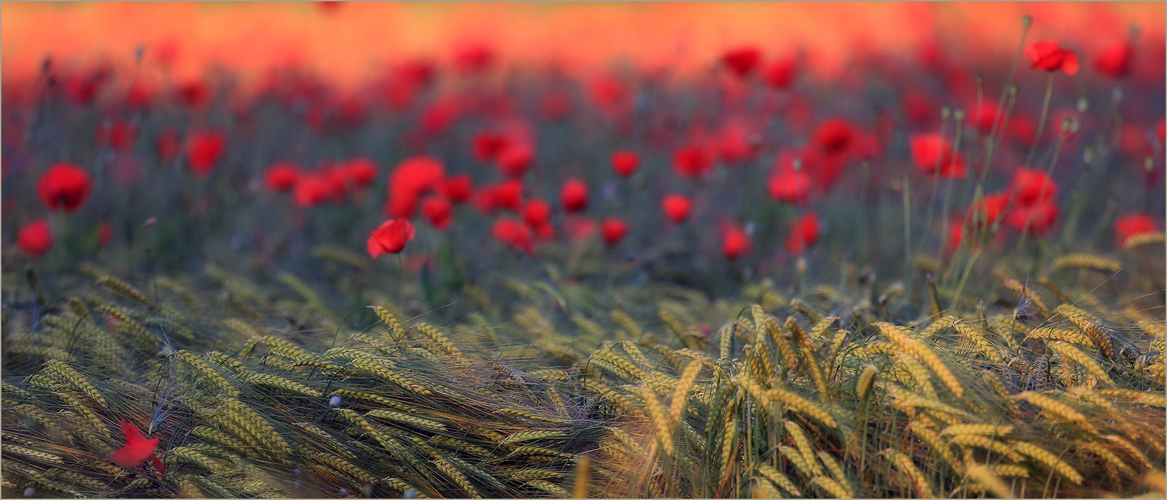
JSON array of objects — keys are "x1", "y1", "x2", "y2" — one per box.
[{"x1": 2, "y1": 2, "x2": 1165, "y2": 498}]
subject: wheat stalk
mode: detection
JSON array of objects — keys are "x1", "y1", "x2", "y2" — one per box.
[
  {"x1": 878, "y1": 322, "x2": 964, "y2": 398},
  {"x1": 883, "y1": 448, "x2": 932, "y2": 498}
]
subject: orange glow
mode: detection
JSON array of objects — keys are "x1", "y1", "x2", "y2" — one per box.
[{"x1": 2, "y1": 2, "x2": 1162, "y2": 91}]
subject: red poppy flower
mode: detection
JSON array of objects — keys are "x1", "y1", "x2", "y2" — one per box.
[
  {"x1": 589, "y1": 75, "x2": 628, "y2": 111},
  {"x1": 440, "y1": 175, "x2": 473, "y2": 204},
  {"x1": 558, "y1": 216, "x2": 593, "y2": 243},
  {"x1": 540, "y1": 92, "x2": 571, "y2": 120},
  {"x1": 966, "y1": 192, "x2": 1010, "y2": 228},
  {"x1": 722, "y1": 225, "x2": 751, "y2": 260},
  {"x1": 909, "y1": 133, "x2": 967, "y2": 178},
  {"x1": 343, "y1": 158, "x2": 378, "y2": 190},
  {"x1": 966, "y1": 101, "x2": 1001, "y2": 134},
  {"x1": 293, "y1": 175, "x2": 331, "y2": 207},
  {"x1": 177, "y1": 79, "x2": 211, "y2": 109},
  {"x1": 762, "y1": 56, "x2": 798, "y2": 90},
  {"x1": 1115, "y1": 213, "x2": 1159, "y2": 248},
  {"x1": 185, "y1": 130, "x2": 226, "y2": 178},
  {"x1": 388, "y1": 156, "x2": 446, "y2": 217},
  {"x1": 1004, "y1": 201, "x2": 1059, "y2": 235},
  {"x1": 126, "y1": 83, "x2": 155, "y2": 110},
  {"x1": 66, "y1": 75, "x2": 102, "y2": 106},
  {"x1": 492, "y1": 218, "x2": 534, "y2": 254},
  {"x1": 453, "y1": 42, "x2": 495, "y2": 75},
  {"x1": 673, "y1": 145, "x2": 712, "y2": 179},
  {"x1": 37, "y1": 162, "x2": 93, "y2": 212},
  {"x1": 1009, "y1": 167, "x2": 1057, "y2": 206},
  {"x1": 523, "y1": 198, "x2": 552, "y2": 228},
  {"x1": 901, "y1": 91, "x2": 936, "y2": 126},
  {"x1": 767, "y1": 168, "x2": 811, "y2": 205},
  {"x1": 493, "y1": 179, "x2": 524, "y2": 212},
  {"x1": 610, "y1": 151, "x2": 640, "y2": 178},
  {"x1": 97, "y1": 221, "x2": 112, "y2": 248},
  {"x1": 472, "y1": 132, "x2": 510, "y2": 163},
  {"x1": 367, "y1": 218, "x2": 415, "y2": 258},
  {"x1": 600, "y1": 218, "x2": 629, "y2": 246},
  {"x1": 812, "y1": 119, "x2": 854, "y2": 155},
  {"x1": 496, "y1": 142, "x2": 534, "y2": 177},
  {"x1": 16, "y1": 219, "x2": 53, "y2": 258},
  {"x1": 662, "y1": 194, "x2": 693, "y2": 224},
  {"x1": 722, "y1": 46, "x2": 762, "y2": 79},
  {"x1": 560, "y1": 179, "x2": 589, "y2": 214},
  {"x1": 109, "y1": 419, "x2": 164, "y2": 474},
  {"x1": 422, "y1": 196, "x2": 453, "y2": 230},
  {"x1": 1093, "y1": 41, "x2": 1133, "y2": 79},
  {"x1": 96, "y1": 120, "x2": 136, "y2": 151},
  {"x1": 1024, "y1": 40, "x2": 1079, "y2": 76},
  {"x1": 785, "y1": 213, "x2": 821, "y2": 255},
  {"x1": 156, "y1": 129, "x2": 181, "y2": 163},
  {"x1": 419, "y1": 99, "x2": 460, "y2": 136},
  {"x1": 264, "y1": 163, "x2": 300, "y2": 192}
]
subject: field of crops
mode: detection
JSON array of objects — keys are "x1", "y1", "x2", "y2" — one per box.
[{"x1": 2, "y1": 2, "x2": 1165, "y2": 498}]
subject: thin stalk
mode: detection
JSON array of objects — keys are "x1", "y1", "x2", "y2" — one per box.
[
  {"x1": 1023, "y1": 74, "x2": 1055, "y2": 168},
  {"x1": 984, "y1": 16, "x2": 1033, "y2": 157}
]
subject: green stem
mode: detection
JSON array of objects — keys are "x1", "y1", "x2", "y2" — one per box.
[{"x1": 1023, "y1": 74, "x2": 1055, "y2": 169}]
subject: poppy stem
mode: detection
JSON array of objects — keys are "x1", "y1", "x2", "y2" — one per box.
[{"x1": 1023, "y1": 74, "x2": 1054, "y2": 169}]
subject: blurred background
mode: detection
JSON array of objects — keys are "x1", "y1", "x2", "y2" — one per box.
[{"x1": 3, "y1": 1, "x2": 1163, "y2": 91}]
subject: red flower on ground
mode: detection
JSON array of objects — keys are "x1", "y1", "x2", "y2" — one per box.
[
  {"x1": 109, "y1": 419, "x2": 165, "y2": 474},
  {"x1": 497, "y1": 142, "x2": 534, "y2": 177},
  {"x1": 422, "y1": 196, "x2": 453, "y2": 230},
  {"x1": 560, "y1": 179, "x2": 589, "y2": 213},
  {"x1": 293, "y1": 175, "x2": 331, "y2": 207},
  {"x1": 96, "y1": 120, "x2": 136, "y2": 151},
  {"x1": 910, "y1": 133, "x2": 967, "y2": 178},
  {"x1": 177, "y1": 79, "x2": 211, "y2": 109},
  {"x1": 343, "y1": 158, "x2": 378, "y2": 191},
  {"x1": 523, "y1": 198, "x2": 552, "y2": 228},
  {"x1": 1024, "y1": 40, "x2": 1079, "y2": 76},
  {"x1": 37, "y1": 162, "x2": 93, "y2": 212},
  {"x1": 1009, "y1": 167, "x2": 1057, "y2": 206},
  {"x1": 1004, "y1": 201, "x2": 1059, "y2": 235},
  {"x1": 589, "y1": 74, "x2": 628, "y2": 111},
  {"x1": 1093, "y1": 41, "x2": 1133, "y2": 79},
  {"x1": 388, "y1": 156, "x2": 446, "y2": 218},
  {"x1": 156, "y1": 129, "x2": 181, "y2": 163},
  {"x1": 762, "y1": 56, "x2": 798, "y2": 90},
  {"x1": 600, "y1": 218, "x2": 629, "y2": 246},
  {"x1": 264, "y1": 163, "x2": 300, "y2": 192},
  {"x1": 441, "y1": 175, "x2": 474, "y2": 204},
  {"x1": 472, "y1": 132, "x2": 510, "y2": 163},
  {"x1": 610, "y1": 151, "x2": 640, "y2": 178},
  {"x1": 673, "y1": 145, "x2": 712, "y2": 179},
  {"x1": 1114, "y1": 213, "x2": 1160, "y2": 248},
  {"x1": 812, "y1": 118, "x2": 854, "y2": 155},
  {"x1": 97, "y1": 221, "x2": 112, "y2": 248},
  {"x1": 185, "y1": 130, "x2": 226, "y2": 178},
  {"x1": 722, "y1": 46, "x2": 762, "y2": 79},
  {"x1": 785, "y1": 213, "x2": 821, "y2": 255},
  {"x1": 367, "y1": 218, "x2": 415, "y2": 258},
  {"x1": 965, "y1": 192, "x2": 1010, "y2": 228},
  {"x1": 453, "y1": 42, "x2": 495, "y2": 75},
  {"x1": 493, "y1": 179, "x2": 524, "y2": 212},
  {"x1": 492, "y1": 218, "x2": 534, "y2": 255},
  {"x1": 662, "y1": 194, "x2": 693, "y2": 223},
  {"x1": 722, "y1": 225, "x2": 751, "y2": 260},
  {"x1": 16, "y1": 219, "x2": 53, "y2": 258},
  {"x1": 565, "y1": 216, "x2": 598, "y2": 242},
  {"x1": 902, "y1": 91, "x2": 937, "y2": 126},
  {"x1": 767, "y1": 168, "x2": 811, "y2": 205}
]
